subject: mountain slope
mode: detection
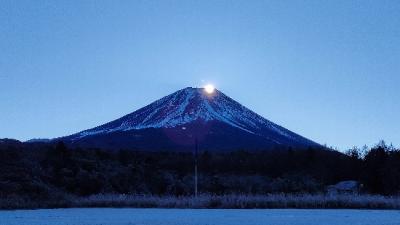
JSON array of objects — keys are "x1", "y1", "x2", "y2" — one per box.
[{"x1": 59, "y1": 87, "x2": 319, "y2": 151}]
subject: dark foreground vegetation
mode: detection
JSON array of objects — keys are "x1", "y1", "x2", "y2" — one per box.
[
  {"x1": 0, "y1": 139, "x2": 399, "y2": 209},
  {"x1": 2, "y1": 193, "x2": 400, "y2": 209}
]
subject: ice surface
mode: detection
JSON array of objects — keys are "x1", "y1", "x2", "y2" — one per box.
[{"x1": 1, "y1": 209, "x2": 400, "y2": 225}]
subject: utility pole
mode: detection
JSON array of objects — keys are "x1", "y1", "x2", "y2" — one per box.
[{"x1": 194, "y1": 138, "x2": 198, "y2": 197}]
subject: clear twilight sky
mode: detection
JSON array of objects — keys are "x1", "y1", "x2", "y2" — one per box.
[{"x1": 0, "y1": 1, "x2": 399, "y2": 150}]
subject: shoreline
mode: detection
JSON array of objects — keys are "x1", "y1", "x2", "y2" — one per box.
[{"x1": 2, "y1": 193, "x2": 400, "y2": 210}]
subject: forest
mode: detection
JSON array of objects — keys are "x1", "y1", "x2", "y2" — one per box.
[{"x1": 0, "y1": 139, "x2": 399, "y2": 209}]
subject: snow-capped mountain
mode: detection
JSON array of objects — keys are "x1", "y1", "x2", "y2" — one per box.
[{"x1": 60, "y1": 87, "x2": 319, "y2": 151}]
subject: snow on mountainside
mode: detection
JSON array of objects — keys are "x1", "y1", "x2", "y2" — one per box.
[{"x1": 62, "y1": 87, "x2": 318, "y2": 150}]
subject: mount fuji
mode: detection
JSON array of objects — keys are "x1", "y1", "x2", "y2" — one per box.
[{"x1": 58, "y1": 87, "x2": 320, "y2": 151}]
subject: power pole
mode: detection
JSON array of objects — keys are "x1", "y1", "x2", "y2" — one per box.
[{"x1": 194, "y1": 137, "x2": 198, "y2": 197}]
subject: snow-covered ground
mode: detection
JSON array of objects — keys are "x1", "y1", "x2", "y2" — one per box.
[{"x1": 1, "y1": 208, "x2": 400, "y2": 225}]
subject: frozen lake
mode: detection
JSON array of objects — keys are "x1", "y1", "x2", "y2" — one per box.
[{"x1": 1, "y1": 208, "x2": 400, "y2": 225}]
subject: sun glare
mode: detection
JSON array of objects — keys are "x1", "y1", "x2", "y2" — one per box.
[{"x1": 204, "y1": 84, "x2": 215, "y2": 94}]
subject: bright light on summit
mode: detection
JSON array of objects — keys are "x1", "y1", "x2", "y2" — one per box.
[{"x1": 204, "y1": 84, "x2": 215, "y2": 94}]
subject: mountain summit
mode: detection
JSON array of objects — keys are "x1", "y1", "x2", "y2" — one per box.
[{"x1": 60, "y1": 87, "x2": 319, "y2": 151}]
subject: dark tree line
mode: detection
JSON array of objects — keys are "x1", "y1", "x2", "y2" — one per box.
[
  {"x1": 0, "y1": 139, "x2": 399, "y2": 204},
  {"x1": 357, "y1": 142, "x2": 400, "y2": 194}
]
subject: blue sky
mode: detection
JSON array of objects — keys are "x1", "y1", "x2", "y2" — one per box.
[{"x1": 1, "y1": 0, "x2": 399, "y2": 150}]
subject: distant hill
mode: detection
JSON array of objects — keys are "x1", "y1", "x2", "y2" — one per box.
[{"x1": 26, "y1": 138, "x2": 51, "y2": 143}]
